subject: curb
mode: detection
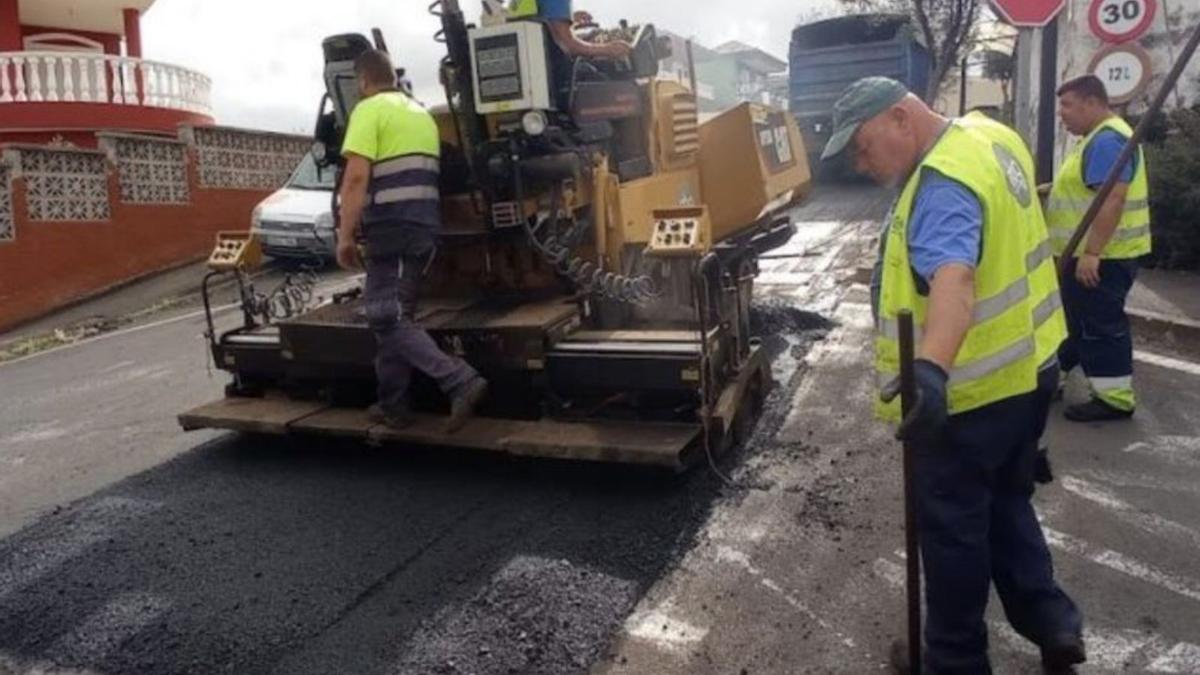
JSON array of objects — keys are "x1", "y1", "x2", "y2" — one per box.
[{"x1": 1129, "y1": 308, "x2": 1200, "y2": 357}]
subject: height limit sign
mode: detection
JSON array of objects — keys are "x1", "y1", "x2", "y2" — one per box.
[{"x1": 1090, "y1": 0, "x2": 1158, "y2": 43}]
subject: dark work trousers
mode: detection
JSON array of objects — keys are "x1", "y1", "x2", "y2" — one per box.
[
  {"x1": 363, "y1": 231, "x2": 477, "y2": 414},
  {"x1": 1058, "y1": 258, "x2": 1139, "y2": 410},
  {"x1": 918, "y1": 366, "x2": 1082, "y2": 674}
]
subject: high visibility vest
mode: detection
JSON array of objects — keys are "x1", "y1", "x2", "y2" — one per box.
[
  {"x1": 1046, "y1": 116, "x2": 1151, "y2": 259},
  {"x1": 361, "y1": 92, "x2": 442, "y2": 229},
  {"x1": 508, "y1": 0, "x2": 539, "y2": 18},
  {"x1": 876, "y1": 113, "x2": 1068, "y2": 421}
]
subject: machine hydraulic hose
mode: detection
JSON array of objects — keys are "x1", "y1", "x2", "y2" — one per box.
[{"x1": 513, "y1": 157, "x2": 660, "y2": 304}]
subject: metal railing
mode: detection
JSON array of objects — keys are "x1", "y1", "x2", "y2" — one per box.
[{"x1": 0, "y1": 51, "x2": 212, "y2": 116}]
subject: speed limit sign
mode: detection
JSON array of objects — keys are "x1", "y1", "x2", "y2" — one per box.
[
  {"x1": 1089, "y1": 0, "x2": 1158, "y2": 43},
  {"x1": 1089, "y1": 43, "x2": 1153, "y2": 103}
]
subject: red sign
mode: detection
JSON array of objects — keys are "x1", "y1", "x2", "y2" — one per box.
[
  {"x1": 1089, "y1": 0, "x2": 1157, "y2": 43},
  {"x1": 990, "y1": 0, "x2": 1068, "y2": 27}
]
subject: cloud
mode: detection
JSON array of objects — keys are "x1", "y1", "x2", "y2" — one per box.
[{"x1": 143, "y1": 0, "x2": 836, "y2": 134}]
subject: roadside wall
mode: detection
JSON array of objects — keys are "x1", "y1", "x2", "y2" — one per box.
[{"x1": 0, "y1": 126, "x2": 307, "y2": 331}]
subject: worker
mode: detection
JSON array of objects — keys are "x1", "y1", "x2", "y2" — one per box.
[
  {"x1": 508, "y1": 0, "x2": 633, "y2": 60},
  {"x1": 821, "y1": 77, "x2": 1085, "y2": 673},
  {"x1": 1047, "y1": 75, "x2": 1151, "y2": 422},
  {"x1": 336, "y1": 49, "x2": 488, "y2": 432}
]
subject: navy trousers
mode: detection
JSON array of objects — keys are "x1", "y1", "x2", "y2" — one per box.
[
  {"x1": 917, "y1": 366, "x2": 1082, "y2": 674},
  {"x1": 363, "y1": 231, "x2": 477, "y2": 413},
  {"x1": 1058, "y1": 258, "x2": 1139, "y2": 411}
]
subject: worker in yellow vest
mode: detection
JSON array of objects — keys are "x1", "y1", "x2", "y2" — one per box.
[
  {"x1": 336, "y1": 49, "x2": 488, "y2": 432},
  {"x1": 822, "y1": 77, "x2": 1085, "y2": 673},
  {"x1": 507, "y1": 0, "x2": 631, "y2": 60},
  {"x1": 1047, "y1": 75, "x2": 1151, "y2": 422}
]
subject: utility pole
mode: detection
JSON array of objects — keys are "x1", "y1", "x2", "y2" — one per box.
[{"x1": 1035, "y1": 17, "x2": 1058, "y2": 184}]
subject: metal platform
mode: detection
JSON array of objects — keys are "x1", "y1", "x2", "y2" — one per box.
[{"x1": 179, "y1": 396, "x2": 701, "y2": 469}]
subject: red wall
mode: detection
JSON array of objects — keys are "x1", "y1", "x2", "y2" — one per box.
[{"x1": 0, "y1": 149, "x2": 275, "y2": 331}]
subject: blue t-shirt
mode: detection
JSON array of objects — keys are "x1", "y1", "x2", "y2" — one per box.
[
  {"x1": 908, "y1": 169, "x2": 983, "y2": 283},
  {"x1": 870, "y1": 170, "x2": 982, "y2": 316},
  {"x1": 1083, "y1": 128, "x2": 1137, "y2": 188},
  {"x1": 537, "y1": 0, "x2": 573, "y2": 20}
]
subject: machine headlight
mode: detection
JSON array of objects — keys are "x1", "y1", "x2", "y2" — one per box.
[
  {"x1": 522, "y1": 110, "x2": 548, "y2": 137},
  {"x1": 316, "y1": 212, "x2": 335, "y2": 230},
  {"x1": 311, "y1": 141, "x2": 327, "y2": 163}
]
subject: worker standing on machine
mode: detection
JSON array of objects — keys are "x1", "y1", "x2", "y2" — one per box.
[
  {"x1": 507, "y1": 0, "x2": 632, "y2": 60},
  {"x1": 821, "y1": 77, "x2": 1085, "y2": 673},
  {"x1": 1047, "y1": 75, "x2": 1151, "y2": 423},
  {"x1": 336, "y1": 49, "x2": 488, "y2": 432}
]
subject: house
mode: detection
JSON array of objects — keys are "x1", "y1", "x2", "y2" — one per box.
[
  {"x1": 0, "y1": 0, "x2": 214, "y2": 147},
  {"x1": 0, "y1": 0, "x2": 309, "y2": 331}
]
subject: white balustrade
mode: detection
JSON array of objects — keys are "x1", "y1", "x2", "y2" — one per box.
[{"x1": 0, "y1": 51, "x2": 212, "y2": 116}]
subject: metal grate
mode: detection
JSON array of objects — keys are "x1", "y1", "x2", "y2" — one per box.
[
  {"x1": 491, "y1": 201, "x2": 522, "y2": 229},
  {"x1": 0, "y1": 164, "x2": 12, "y2": 242},
  {"x1": 670, "y1": 94, "x2": 700, "y2": 157}
]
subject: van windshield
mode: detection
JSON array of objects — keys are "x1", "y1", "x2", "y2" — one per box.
[{"x1": 287, "y1": 155, "x2": 337, "y2": 191}]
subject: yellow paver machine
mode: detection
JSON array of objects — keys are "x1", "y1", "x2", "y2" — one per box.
[{"x1": 180, "y1": 1, "x2": 812, "y2": 470}]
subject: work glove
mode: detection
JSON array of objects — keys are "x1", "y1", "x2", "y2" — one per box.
[{"x1": 880, "y1": 359, "x2": 949, "y2": 447}]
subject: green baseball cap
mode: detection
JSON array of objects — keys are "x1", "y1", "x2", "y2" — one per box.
[{"x1": 820, "y1": 77, "x2": 910, "y2": 161}]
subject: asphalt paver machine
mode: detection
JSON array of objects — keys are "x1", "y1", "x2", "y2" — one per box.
[{"x1": 179, "y1": 1, "x2": 813, "y2": 470}]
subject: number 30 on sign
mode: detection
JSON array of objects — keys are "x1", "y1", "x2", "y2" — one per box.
[{"x1": 1089, "y1": 0, "x2": 1157, "y2": 43}]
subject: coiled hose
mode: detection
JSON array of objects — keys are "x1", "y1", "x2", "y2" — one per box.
[{"x1": 517, "y1": 171, "x2": 660, "y2": 304}]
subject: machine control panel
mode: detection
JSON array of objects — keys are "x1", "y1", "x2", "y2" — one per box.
[
  {"x1": 208, "y1": 231, "x2": 263, "y2": 272},
  {"x1": 469, "y1": 22, "x2": 554, "y2": 114},
  {"x1": 647, "y1": 207, "x2": 711, "y2": 257}
]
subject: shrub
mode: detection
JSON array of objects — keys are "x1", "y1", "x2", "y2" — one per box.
[{"x1": 1143, "y1": 106, "x2": 1200, "y2": 269}]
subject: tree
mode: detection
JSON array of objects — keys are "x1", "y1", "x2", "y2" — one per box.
[
  {"x1": 981, "y1": 47, "x2": 1014, "y2": 116},
  {"x1": 838, "y1": 0, "x2": 984, "y2": 102}
]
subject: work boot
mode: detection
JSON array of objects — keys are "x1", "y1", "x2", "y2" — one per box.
[
  {"x1": 1064, "y1": 398, "x2": 1133, "y2": 423},
  {"x1": 1040, "y1": 632, "x2": 1086, "y2": 673},
  {"x1": 446, "y1": 377, "x2": 488, "y2": 433},
  {"x1": 367, "y1": 403, "x2": 416, "y2": 430}
]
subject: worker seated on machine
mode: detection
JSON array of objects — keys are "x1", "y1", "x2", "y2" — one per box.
[{"x1": 507, "y1": 0, "x2": 633, "y2": 61}]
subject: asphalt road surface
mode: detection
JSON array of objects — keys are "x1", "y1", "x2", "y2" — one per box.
[{"x1": 3, "y1": 183, "x2": 1198, "y2": 674}]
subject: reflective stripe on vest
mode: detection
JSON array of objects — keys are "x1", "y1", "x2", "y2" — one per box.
[
  {"x1": 1046, "y1": 116, "x2": 1152, "y2": 260},
  {"x1": 874, "y1": 112, "x2": 1068, "y2": 421},
  {"x1": 366, "y1": 153, "x2": 441, "y2": 227}
]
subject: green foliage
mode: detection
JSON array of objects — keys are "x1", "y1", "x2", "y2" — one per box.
[{"x1": 1144, "y1": 106, "x2": 1200, "y2": 269}]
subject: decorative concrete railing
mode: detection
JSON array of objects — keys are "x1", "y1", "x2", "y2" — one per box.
[{"x1": 0, "y1": 51, "x2": 212, "y2": 116}]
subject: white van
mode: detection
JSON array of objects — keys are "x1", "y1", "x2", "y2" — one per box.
[{"x1": 251, "y1": 155, "x2": 337, "y2": 260}]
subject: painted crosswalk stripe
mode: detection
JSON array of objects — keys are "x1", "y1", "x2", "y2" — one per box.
[
  {"x1": 1135, "y1": 350, "x2": 1200, "y2": 377},
  {"x1": 1061, "y1": 476, "x2": 1200, "y2": 549},
  {"x1": 1042, "y1": 526, "x2": 1200, "y2": 603}
]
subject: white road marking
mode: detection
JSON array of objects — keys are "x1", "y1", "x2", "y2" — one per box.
[
  {"x1": 0, "y1": 422, "x2": 69, "y2": 445},
  {"x1": 625, "y1": 601, "x2": 709, "y2": 653},
  {"x1": 716, "y1": 546, "x2": 858, "y2": 649},
  {"x1": 1078, "y1": 468, "x2": 1200, "y2": 498},
  {"x1": 1135, "y1": 350, "x2": 1200, "y2": 377},
  {"x1": 1042, "y1": 526, "x2": 1200, "y2": 603},
  {"x1": 0, "y1": 276, "x2": 362, "y2": 369},
  {"x1": 1122, "y1": 437, "x2": 1200, "y2": 469},
  {"x1": 873, "y1": 558, "x2": 905, "y2": 589},
  {"x1": 1061, "y1": 476, "x2": 1200, "y2": 549},
  {"x1": 47, "y1": 592, "x2": 170, "y2": 664},
  {"x1": 1149, "y1": 642, "x2": 1200, "y2": 673}
]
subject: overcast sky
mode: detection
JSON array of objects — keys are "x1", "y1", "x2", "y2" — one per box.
[{"x1": 142, "y1": 0, "x2": 839, "y2": 134}]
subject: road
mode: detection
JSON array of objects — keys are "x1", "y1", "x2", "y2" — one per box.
[{"x1": 2, "y1": 183, "x2": 1198, "y2": 674}]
